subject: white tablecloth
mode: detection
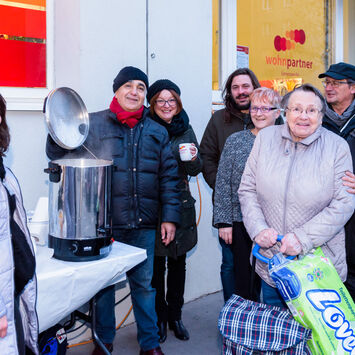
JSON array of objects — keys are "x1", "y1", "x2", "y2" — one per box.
[{"x1": 35, "y1": 242, "x2": 146, "y2": 332}]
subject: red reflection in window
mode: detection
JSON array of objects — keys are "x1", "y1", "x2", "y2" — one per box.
[{"x1": 0, "y1": 1, "x2": 46, "y2": 88}]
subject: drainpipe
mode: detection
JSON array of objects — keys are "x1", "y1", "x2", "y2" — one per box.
[{"x1": 325, "y1": 0, "x2": 330, "y2": 69}]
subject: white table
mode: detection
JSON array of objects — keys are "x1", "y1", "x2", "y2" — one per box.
[{"x1": 36, "y1": 241, "x2": 146, "y2": 333}]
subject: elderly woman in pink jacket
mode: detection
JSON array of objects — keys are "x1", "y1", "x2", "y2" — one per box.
[{"x1": 238, "y1": 84, "x2": 355, "y2": 308}]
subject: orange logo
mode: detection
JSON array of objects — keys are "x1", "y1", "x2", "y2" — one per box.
[{"x1": 274, "y1": 29, "x2": 306, "y2": 51}]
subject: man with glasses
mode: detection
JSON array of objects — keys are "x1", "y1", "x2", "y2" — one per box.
[{"x1": 319, "y1": 62, "x2": 355, "y2": 301}]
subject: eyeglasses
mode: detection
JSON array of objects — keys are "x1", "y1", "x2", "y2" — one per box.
[
  {"x1": 156, "y1": 99, "x2": 177, "y2": 107},
  {"x1": 250, "y1": 106, "x2": 277, "y2": 113},
  {"x1": 321, "y1": 80, "x2": 349, "y2": 88},
  {"x1": 286, "y1": 106, "x2": 321, "y2": 117}
]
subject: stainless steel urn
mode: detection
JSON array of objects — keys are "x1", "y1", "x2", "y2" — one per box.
[
  {"x1": 46, "y1": 158, "x2": 112, "y2": 261},
  {"x1": 44, "y1": 88, "x2": 113, "y2": 261}
]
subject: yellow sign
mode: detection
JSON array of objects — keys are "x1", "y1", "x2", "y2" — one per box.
[{"x1": 237, "y1": 0, "x2": 329, "y2": 92}]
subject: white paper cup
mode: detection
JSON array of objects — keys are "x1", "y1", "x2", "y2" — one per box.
[{"x1": 179, "y1": 143, "x2": 198, "y2": 161}]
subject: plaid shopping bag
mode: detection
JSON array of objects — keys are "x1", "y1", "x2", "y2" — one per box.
[{"x1": 218, "y1": 295, "x2": 311, "y2": 354}]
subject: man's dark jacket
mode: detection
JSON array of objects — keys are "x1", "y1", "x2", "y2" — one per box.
[
  {"x1": 322, "y1": 103, "x2": 355, "y2": 298},
  {"x1": 200, "y1": 108, "x2": 253, "y2": 190},
  {"x1": 46, "y1": 107, "x2": 181, "y2": 231}
]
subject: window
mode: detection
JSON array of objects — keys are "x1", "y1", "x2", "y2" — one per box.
[
  {"x1": 212, "y1": 0, "x2": 236, "y2": 96},
  {"x1": 212, "y1": 0, "x2": 220, "y2": 90},
  {"x1": 0, "y1": 0, "x2": 53, "y2": 110},
  {"x1": 237, "y1": 0, "x2": 332, "y2": 93}
]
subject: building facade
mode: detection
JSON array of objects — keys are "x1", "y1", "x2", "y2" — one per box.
[{"x1": 0, "y1": 0, "x2": 353, "y2": 341}]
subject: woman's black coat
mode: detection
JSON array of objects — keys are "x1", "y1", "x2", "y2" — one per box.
[{"x1": 155, "y1": 124, "x2": 203, "y2": 258}]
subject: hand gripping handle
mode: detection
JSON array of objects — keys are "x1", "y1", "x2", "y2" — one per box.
[{"x1": 252, "y1": 235, "x2": 296, "y2": 263}]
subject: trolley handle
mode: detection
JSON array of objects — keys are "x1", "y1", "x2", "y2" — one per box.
[{"x1": 252, "y1": 234, "x2": 296, "y2": 263}]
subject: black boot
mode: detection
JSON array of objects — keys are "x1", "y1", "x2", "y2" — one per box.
[
  {"x1": 168, "y1": 320, "x2": 189, "y2": 340},
  {"x1": 157, "y1": 321, "x2": 167, "y2": 343}
]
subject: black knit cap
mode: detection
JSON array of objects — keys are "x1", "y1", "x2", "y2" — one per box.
[
  {"x1": 147, "y1": 79, "x2": 181, "y2": 103},
  {"x1": 112, "y1": 66, "x2": 149, "y2": 93}
]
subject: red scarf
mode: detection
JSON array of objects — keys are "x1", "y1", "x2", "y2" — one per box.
[{"x1": 109, "y1": 97, "x2": 144, "y2": 128}]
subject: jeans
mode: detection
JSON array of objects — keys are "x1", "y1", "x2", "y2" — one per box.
[
  {"x1": 95, "y1": 229, "x2": 159, "y2": 351},
  {"x1": 152, "y1": 254, "x2": 186, "y2": 322},
  {"x1": 261, "y1": 280, "x2": 287, "y2": 309},
  {"x1": 219, "y1": 238, "x2": 236, "y2": 302}
]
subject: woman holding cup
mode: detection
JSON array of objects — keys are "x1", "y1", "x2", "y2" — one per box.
[{"x1": 147, "y1": 80, "x2": 202, "y2": 342}]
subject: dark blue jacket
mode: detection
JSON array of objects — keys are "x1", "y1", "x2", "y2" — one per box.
[
  {"x1": 322, "y1": 103, "x2": 355, "y2": 298},
  {"x1": 46, "y1": 107, "x2": 181, "y2": 231}
]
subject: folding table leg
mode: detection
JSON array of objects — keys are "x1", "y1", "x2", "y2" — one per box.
[{"x1": 91, "y1": 296, "x2": 111, "y2": 355}]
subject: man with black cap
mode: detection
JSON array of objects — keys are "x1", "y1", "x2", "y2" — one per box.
[
  {"x1": 319, "y1": 62, "x2": 355, "y2": 300},
  {"x1": 46, "y1": 66, "x2": 180, "y2": 355}
]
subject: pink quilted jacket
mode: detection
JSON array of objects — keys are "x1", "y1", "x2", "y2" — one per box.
[{"x1": 239, "y1": 124, "x2": 355, "y2": 286}]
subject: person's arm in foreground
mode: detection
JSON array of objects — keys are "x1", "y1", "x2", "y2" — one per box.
[
  {"x1": 287, "y1": 143, "x2": 355, "y2": 256},
  {"x1": 238, "y1": 133, "x2": 277, "y2": 246},
  {"x1": 214, "y1": 136, "x2": 236, "y2": 244},
  {"x1": 0, "y1": 296, "x2": 7, "y2": 338},
  {"x1": 200, "y1": 117, "x2": 219, "y2": 190},
  {"x1": 159, "y1": 132, "x2": 181, "y2": 246},
  {"x1": 343, "y1": 171, "x2": 355, "y2": 194},
  {"x1": 183, "y1": 128, "x2": 203, "y2": 177}
]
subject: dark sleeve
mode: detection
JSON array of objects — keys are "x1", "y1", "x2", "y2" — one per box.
[
  {"x1": 275, "y1": 115, "x2": 284, "y2": 125},
  {"x1": 181, "y1": 127, "x2": 203, "y2": 177},
  {"x1": 213, "y1": 135, "x2": 235, "y2": 226},
  {"x1": 46, "y1": 134, "x2": 70, "y2": 160},
  {"x1": 215, "y1": 223, "x2": 233, "y2": 228},
  {"x1": 46, "y1": 113, "x2": 99, "y2": 160},
  {"x1": 46, "y1": 134, "x2": 89, "y2": 160},
  {"x1": 159, "y1": 132, "x2": 181, "y2": 226},
  {"x1": 200, "y1": 116, "x2": 219, "y2": 189}
]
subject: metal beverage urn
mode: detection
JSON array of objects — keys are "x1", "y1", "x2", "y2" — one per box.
[{"x1": 44, "y1": 87, "x2": 113, "y2": 261}]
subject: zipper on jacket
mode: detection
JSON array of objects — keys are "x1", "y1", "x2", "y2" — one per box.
[
  {"x1": 340, "y1": 112, "x2": 355, "y2": 137},
  {"x1": 130, "y1": 128, "x2": 136, "y2": 228},
  {"x1": 282, "y1": 142, "x2": 298, "y2": 234}
]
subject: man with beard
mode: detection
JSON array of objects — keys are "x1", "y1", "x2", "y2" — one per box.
[
  {"x1": 319, "y1": 62, "x2": 355, "y2": 301},
  {"x1": 200, "y1": 68, "x2": 260, "y2": 302}
]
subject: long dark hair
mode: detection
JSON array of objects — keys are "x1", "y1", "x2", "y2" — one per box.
[
  {"x1": 222, "y1": 68, "x2": 260, "y2": 122},
  {"x1": 0, "y1": 94, "x2": 10, "y2": 156}
]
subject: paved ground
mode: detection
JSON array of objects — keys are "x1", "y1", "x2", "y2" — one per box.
[{"x1": 66, "y1": 291, "x2": 224, "y2": 355}]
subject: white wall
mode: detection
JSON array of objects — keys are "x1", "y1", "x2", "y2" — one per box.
[
  {"x1": 4, "y1": 0, "x2": 221, "y2": 342},
  {"x1": 5, "y1": 111, "x2": 48, "y2": 209}
]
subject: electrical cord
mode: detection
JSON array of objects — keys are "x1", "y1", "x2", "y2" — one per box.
[
  {"x1": 115, "y1": 292, "x2": 131, "y2": 306},
  {"x1": 66, "y1": 174, "x2": 203, "y2": 349},
  {"x1": 195, "y1": 176, "x2": 202, "y2": 226},
  {"x1": 66, "y1": 305, "x2": 133, "y2": 349},
  {"x1": 66, "y1": 293, "x2": 132, "y2": 348},
  {"x1": 65, "y1": 320, "x2": 88, "y2": 335}
]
